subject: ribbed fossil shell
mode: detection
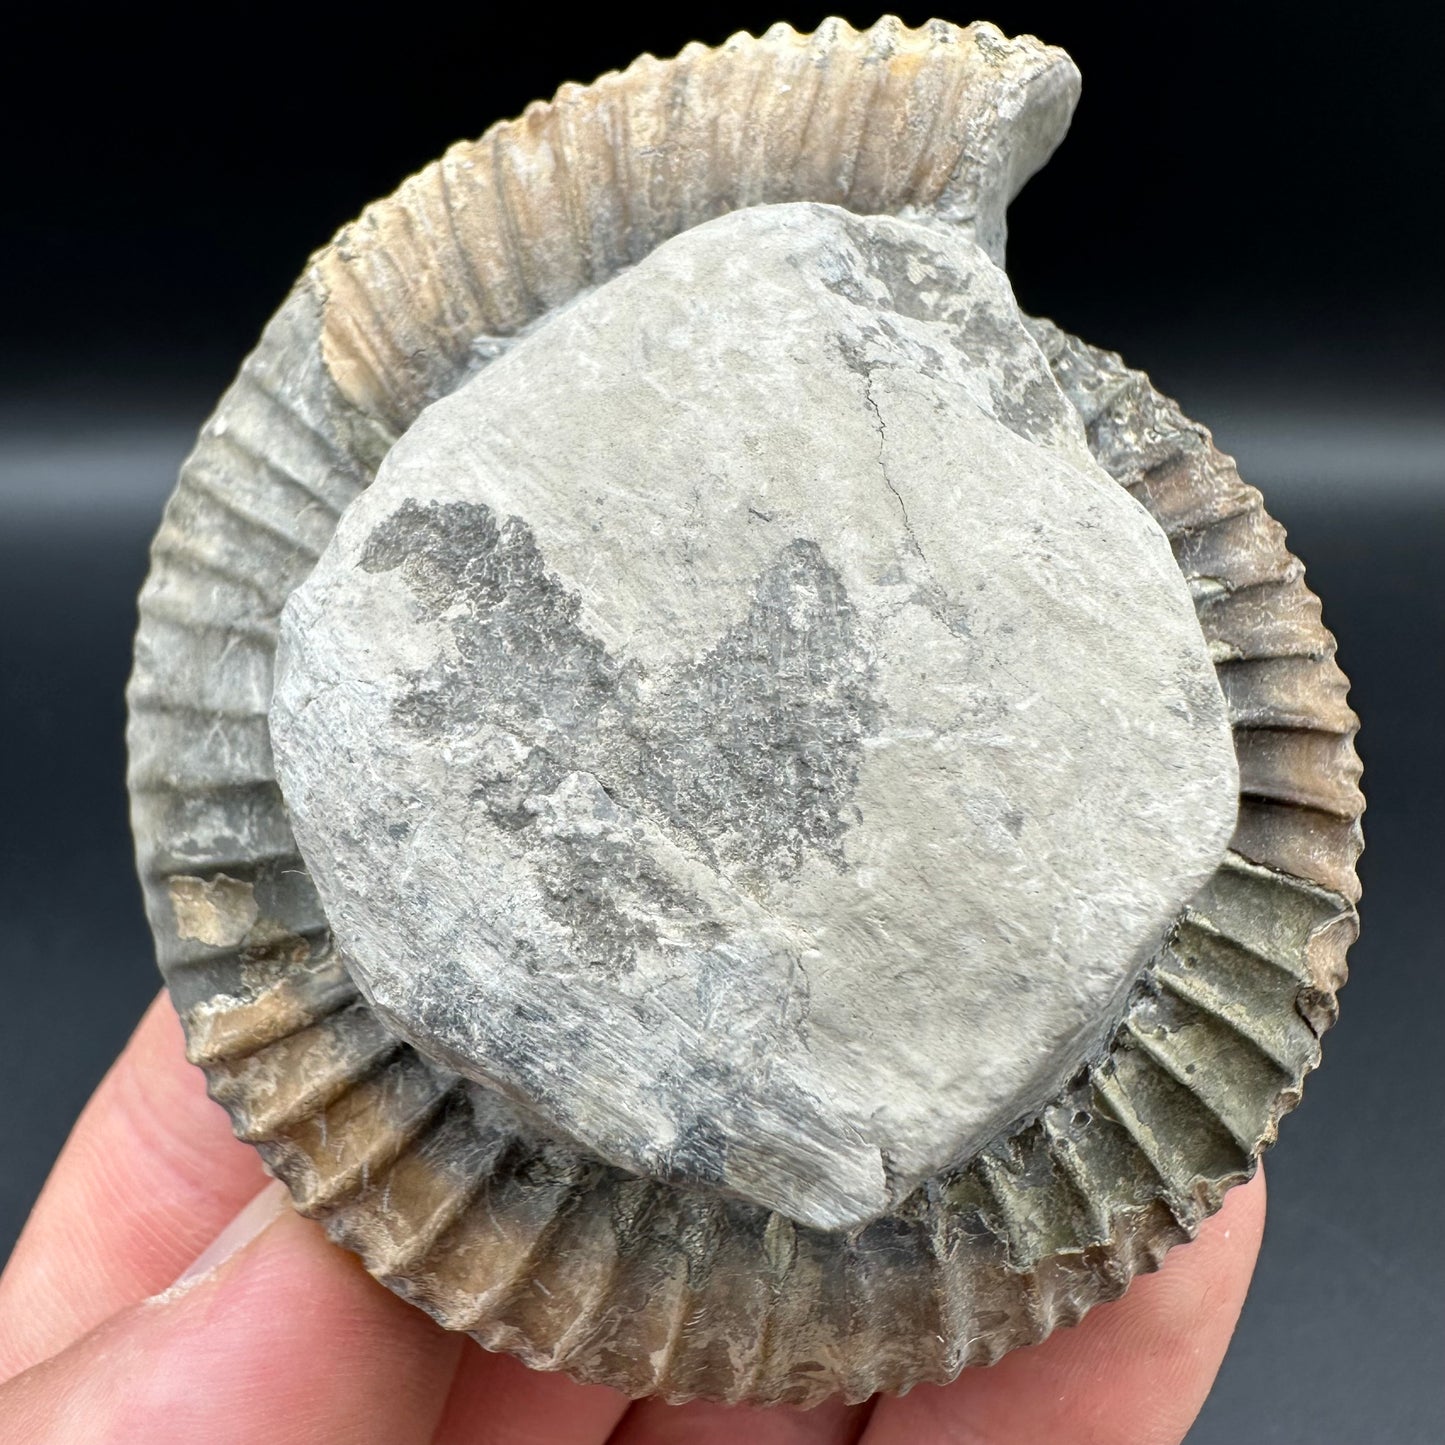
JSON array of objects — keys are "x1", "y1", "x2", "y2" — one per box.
[{"x1": 127, "y1": 17, "x2": 1362, "y2": 1405}]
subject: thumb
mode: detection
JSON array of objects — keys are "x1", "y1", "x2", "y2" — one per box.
[{"x1": 1, "y1": 1182, "x2": 464, "y2": 1445}]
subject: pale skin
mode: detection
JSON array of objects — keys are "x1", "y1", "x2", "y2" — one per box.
[{"x1": 0, "y1": 994, "x2": 1265, "y2": 1444}]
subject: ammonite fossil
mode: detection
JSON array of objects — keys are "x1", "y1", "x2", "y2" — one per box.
[{"x1": 128, "y1": 17, "x2": 1362, "y2": 1406}]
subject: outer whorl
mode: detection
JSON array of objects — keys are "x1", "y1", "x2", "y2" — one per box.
[{"x1": 127, "y1": 17, "x2": 1362, "y2": 1405}]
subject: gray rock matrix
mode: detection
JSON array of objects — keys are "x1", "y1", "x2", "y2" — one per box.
[{"x1": 271, "y1": 202, "x2": 1238, "y2": 1232}]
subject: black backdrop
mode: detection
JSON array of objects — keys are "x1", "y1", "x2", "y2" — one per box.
[
  {"x1": 4, "y1": 2, "x2": 1441, "y2": 414},
  {"x1": 2, "y1": 5, "x2": 1442, "y2": 1442}
]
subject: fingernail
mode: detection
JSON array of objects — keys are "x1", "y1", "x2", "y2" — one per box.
[{"x1": 155, "y1": 1179, "x2": 290, "y2": 1300}]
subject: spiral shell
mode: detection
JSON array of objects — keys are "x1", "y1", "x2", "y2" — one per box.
[{"x1": 127, "y1": 17, "x2": 1361, "y2": 1405}]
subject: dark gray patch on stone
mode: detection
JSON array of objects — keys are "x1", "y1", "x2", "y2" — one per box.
[
  {"x1": 824, "y1": 215, "x2": 1066, "y2": 450},
  {"x1": 361, "y1": 496, "x2": 625, "y2": 734},
  {"x1": 359, "y1": 498, "x2": 877, "y2": 968},
  {"x1": 836, "y1": 213, "x2": 977, "y2": 327},
  {"x1": 361, "y1": 498, "x2": 690, "y2": 978},
  {"x1": 368, "y1": 499, "x2": 877, "y2": 878},
  {"x1": 639, "y1": 538, "x2": 876, "y2": 881}
]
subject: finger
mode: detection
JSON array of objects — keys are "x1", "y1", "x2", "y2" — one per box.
[
  {"x1": 608, "y1": 1395, "x2": 872, "y2": 1445},
  {"x1": 1, "y1": 1182, "x2": 464, "y2": 1445},
  {"x1": 432, "y1": 1345, "x2": 630, "y2": 1445},
  {"x1": 0, "y1": 991, "x2": 268, "y2": 1379},
  {"x1": 859, "y1": 1169, "x2": 1267, "y2": 1445}
]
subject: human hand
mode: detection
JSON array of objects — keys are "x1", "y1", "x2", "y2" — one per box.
[{"x1": 0, "y1": 994, "x2": 1264, "y2": 1444}]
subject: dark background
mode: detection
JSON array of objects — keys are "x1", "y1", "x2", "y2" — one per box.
[{"x1": 2, "y1": 4, "x2": 1441, "y2": 1441}]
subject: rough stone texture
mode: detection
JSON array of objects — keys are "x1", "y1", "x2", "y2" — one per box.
[{"x1": 270, "y1": 202, "x2": 1238, "y2": 1231}]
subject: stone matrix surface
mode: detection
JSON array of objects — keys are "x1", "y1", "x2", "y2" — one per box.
[{"x1": 270, "y1": 202, "x2": 1240, "y2": 1231}]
